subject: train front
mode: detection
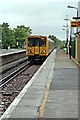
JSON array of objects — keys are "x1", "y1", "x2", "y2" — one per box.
[{"x1": 26, "y1": 36, "x2": 48, "y2": 62}]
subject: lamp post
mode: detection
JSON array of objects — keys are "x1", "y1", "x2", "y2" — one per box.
[
  {"x1": 63, "y1": 28, "x2": 67, "y2": 49},
  {"x1": 67, "y1": 5, "x2": 79, "y2": 59},
  {"x1": 64, "y1": 15, "x2": 70, "y2": 54},
  {"x1": 67, "y1": 5, "x2": 78, "y2": 32},
  {"x1": 67, "y1": 5, "x2": 78, "y2": 17}
]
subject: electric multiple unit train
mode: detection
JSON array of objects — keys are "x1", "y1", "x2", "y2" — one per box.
[{"x1": 26, "y1": 35, "x2": 54, "y2": 62}]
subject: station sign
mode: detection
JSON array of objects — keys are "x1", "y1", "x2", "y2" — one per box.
[{"x1": 70, "y1": 20, "x2": 80, "y2": 28}]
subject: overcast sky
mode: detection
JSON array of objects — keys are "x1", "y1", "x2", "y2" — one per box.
[{"x1": 0, "y1": 0, "x2": 80, "y2": 40}]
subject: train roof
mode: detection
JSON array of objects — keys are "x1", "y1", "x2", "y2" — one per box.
[{"x1": 28, "y1": 35, "x2": 46, "y2": 38}]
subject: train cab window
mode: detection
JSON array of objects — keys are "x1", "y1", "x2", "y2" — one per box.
[
  {"x1": 28, "y1": 38, "x2": 40, "y2": 46},
  {"x1": 28, "y1": 39, "x2": 34, "y2": 47},
  {"x1": 40, "y1": 38, "x2": 46, "y2": 47},
  {"x1": 34, "y1": 39, "x2": 40, "y2": 46},
  {"x1": 28, "y1": 38, "x2": 46, "y2": 47}
]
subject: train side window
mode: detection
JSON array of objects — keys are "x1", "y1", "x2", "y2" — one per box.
[{"x1": 40, "y1": 39, "x2": 46, "y2": 47}]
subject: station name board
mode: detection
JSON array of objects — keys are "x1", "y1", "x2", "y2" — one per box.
[{"x1": 70, "y1": 20, "x2": 80, "y2": 28}]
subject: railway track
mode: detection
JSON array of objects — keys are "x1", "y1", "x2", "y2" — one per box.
[
  {"x1": 0, "y1": 61, "x2": 41, "y2": 117},
  {"x1": 0, "y1": 61, "x2": 31, "y2": 88},
  {"x1": 0, "y1": 57, "x2": 28, "y2": 78}
]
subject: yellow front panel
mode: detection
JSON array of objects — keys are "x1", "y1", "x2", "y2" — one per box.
[
  {"x1": 35, "y1": 46, "x2": 39, "y2": 54},
  {"x1": 26, "y1": 47, "x2": 34, "y2": 56},
  {"x1": 40, "y1": 39, "x2": 48, "y2": 56},
  {"x1": 40, "y1": 47, "x2": 47, "y2": 56}
]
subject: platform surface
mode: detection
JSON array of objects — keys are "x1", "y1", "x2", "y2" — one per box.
[{"x1": 43, "y1": 50, "x2": 78, "y2": 118}]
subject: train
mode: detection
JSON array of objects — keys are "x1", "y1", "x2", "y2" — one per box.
[{"x1": 26, "y1": 35, "x2": 54, "y2": 62}]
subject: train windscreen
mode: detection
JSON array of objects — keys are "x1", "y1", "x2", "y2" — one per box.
[
  {"x1": 40, "y1": 38, "x2": 46, "y2": 47},
  {"x1": 28, "y1": 38, "x2": 46, "y2": 47}
]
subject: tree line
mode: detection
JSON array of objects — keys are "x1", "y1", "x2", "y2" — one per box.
[
  {"x1": 48, "y1": 35, "x2": 65, "y2": 49},
  {"x1": 0, "y1": 22, "x2": 32, "y2": 49}
]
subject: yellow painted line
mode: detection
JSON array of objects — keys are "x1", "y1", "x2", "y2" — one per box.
[
  {"x1": 38, "y1": 50, "x2": 56, "y2": 118},
  {"x1": 38, "y1": 63, "x2": 55, "y2": 118},
  {"x1": 38, "y1": 76, "x2": 51, "y2": 118},
  {"x1": 72, "y1": 57, "x2": 80, "y2": 67}
]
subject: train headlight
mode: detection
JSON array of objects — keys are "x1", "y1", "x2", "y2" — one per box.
[
  {"x1": 41, "y1": 50, "x2": 46, "y2": 54},
  {"x1": 28, "y1": 49, "x2": 32, "y2": 53}
]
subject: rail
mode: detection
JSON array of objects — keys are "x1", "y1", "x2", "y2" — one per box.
[{"x1": 0, "y1": 61, "x2": 31, "y2": 88}]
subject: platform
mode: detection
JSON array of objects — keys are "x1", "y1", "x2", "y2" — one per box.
[
  {"x1": 0, "y1": 49, "x2": 26, "y2": 56},
  {"x1": 0, "y1": 49, "x2": 78, "y2": 119},
  {"x1": 43, "y1": 50, "x2": 78, "y2": 119}
]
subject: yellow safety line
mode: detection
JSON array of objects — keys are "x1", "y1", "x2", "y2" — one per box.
[
  {"x1": 38, "y1": 63, "x2": 55, "y2": 118},
  {"x1": 38, "y1": 54, "x2": 55, "y2": 118},
  {"x1": 72, "y1": 57, "x2": 80, "y2": 67},
  {"x1": 38, "y1": 75, "x2": 51, "y2": 118}
]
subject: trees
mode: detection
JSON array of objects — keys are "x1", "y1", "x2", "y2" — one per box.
[
  {"x1": 48, "y1": 35, "x2": 63, "y2": 48},
  {"x1": 2, "y1": 23, "x2": 10, "y2": 49},
  {"x1": 2, "y1": 23, "x2": 32, "y2": 49},
  {"x1": 14, "y1": 25, "x2": 32, "y2": 48}
]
